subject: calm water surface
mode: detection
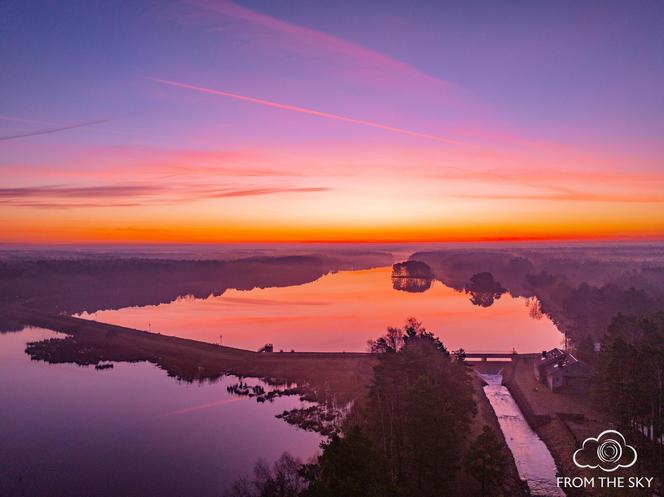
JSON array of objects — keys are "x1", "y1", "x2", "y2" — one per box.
[
  {"x1": 80, "y1": 267, "x2": 563, "y2": 352},
  {"x1": 0, "y1": 328, "x2": 322, "y2": 497}
]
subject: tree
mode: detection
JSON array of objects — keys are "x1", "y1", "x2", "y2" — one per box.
[
  {"x1": 302, "y1": 426, "x2": 393, "y2": 497},
  {"x1": 363, "y1": 319, "x2": 476, "y2": 497},
  {"x1": 368, "y1": 325, "x2": 404, "y2": 354},
  {"x1": 464, "y1": 426, "x2": 509, "y2": 496},
  {"x1": 594, "y1": 312, "x2": 664, "y2": 481},
  {"x1": 225, "y1": 453, "x2": 306, "y2": 497},
  {"x1": 574, "y1": 333, "x2": 597, "y2": 365}
]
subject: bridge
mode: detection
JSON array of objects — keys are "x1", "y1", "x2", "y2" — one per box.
[{"x1": 463, "y1": 352, "x2": 540, "y2": 361}]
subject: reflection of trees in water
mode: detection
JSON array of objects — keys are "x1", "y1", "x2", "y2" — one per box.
[
  {"x1": 391, "y1": 260, "x2": 433, "y2": 293},
  {"x1": 0, "y1": 316, "x2": 25, "y2": 333},
  {"x1": 463, "y1": 272, "x2": 506, "y2": 308},
  {"x1": 277, "y1": 404, "x2": 347, "y2": 436},
  {"x1": 391, "y1": 277, "x2": 432, "y2": 293},
  {"x1": 225, "y1": 378, "x2": 345, "y2": 435},
  {"x1": 226, "y1": 379, "x2": 304, "y2": 403},
  {"x1": 0, "y1": 252, "x2": 394, "y2": 314},
  {"x1": 525, "y1": 297, "x2": 543, "y2": 320},
  {"x1": 408, "y1": 247, "x2": 664, "y2": 354}
]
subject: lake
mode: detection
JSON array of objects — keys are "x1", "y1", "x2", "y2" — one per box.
[
  {"x1": 78, "y1": 266, "x2": 563, "y2": 353},
  {"x1": 0, "y1": 327, "x2": 322, "y2": 497}
]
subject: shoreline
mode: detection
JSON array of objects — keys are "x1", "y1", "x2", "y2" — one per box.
[
  {"x1": 5, "y1": 304, "x2": 567, "y2": 495},
  {"x1": 5, "y1": 305, "x2": 374, "y2": 405}
]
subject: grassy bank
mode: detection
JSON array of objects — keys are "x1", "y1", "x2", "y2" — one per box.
[{"x1": 5, "y1": 305, "x2": 374, "y2": 404}]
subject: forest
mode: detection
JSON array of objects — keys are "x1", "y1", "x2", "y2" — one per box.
[{"x1": 226, "y1": 319, "x2": 512, "y2": 497}]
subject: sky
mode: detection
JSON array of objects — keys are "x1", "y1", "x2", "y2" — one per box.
[{"x1": 1, "y1": 0, "x2": 663, "y2": 243}]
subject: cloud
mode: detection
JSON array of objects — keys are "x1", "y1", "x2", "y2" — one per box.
[
  {"x1": 185, "y1": 0, "x2": 454, "y2": 91},
  {"x1": 0, "y1": 185, "x2": 161, "y2": 198},
  {"x1": 573, "y1": 430, "x2": 637, "y2": 472},
  {"x1": 0, "y1": 183, "x2": 330, "y2": 208},
  {"x1": 0, "y1": 119, "x2": 110, "y2": 141},
  {"x1": 448, "y1": 190, "x2": 664, "y2": 203},
  {"x1": 1, "y1": 202, "x2": 144, "y2": 209},
  {"x1": 210, "y1": 187, "x2": 329, "y2": 198},
  {"x1": 149, "y1": 77, "x2": 461, "y2": 144}
]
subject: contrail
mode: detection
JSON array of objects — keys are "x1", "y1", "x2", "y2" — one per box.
[
  {"x1": 149, "y1": 77, "x2": 460, "y2": 145},
  {"x1": 0, "y1": 119, "x2": 110, "y2": 141}
]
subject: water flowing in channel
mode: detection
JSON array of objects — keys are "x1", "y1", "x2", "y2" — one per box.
[{"x1": 481, "y1": 373, "x2": 565, "y2": 497}]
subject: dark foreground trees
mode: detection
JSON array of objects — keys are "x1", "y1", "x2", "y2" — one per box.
[
  {"x1": 595, "y1": 312, "x2": 664, "y2": 436},
  {"x1": 225, "y1": 453, "x2": 306, "y2": 497},
  {"x1": 464, "y1": 425, "x2": 509, "y2": 496},
  {"x1": 594, "y1": 311, "x2": 664, "y2": 480},
  {"x1": 228, "y1": 319, "x2": 480, "y2": 497},
  {"x1": 301, "y1": 427, "x2": 391, "y2": 497},
  {"x1": 363, "y1": 318, "x2": 477, "y2": 497}
]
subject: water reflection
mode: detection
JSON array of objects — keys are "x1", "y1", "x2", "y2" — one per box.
[
  {"x1": 464, "y1": 272, "x2": 507, "y2": 308},
  {"x1": 0, "y1": 327, "x2": 321, "y2": 497},
  {"x1": 78, "y1": 267, "x2": 562, "y2": 353},
  {"x1": 391, "y1": 276, "x2": 432, "y2": 293}
]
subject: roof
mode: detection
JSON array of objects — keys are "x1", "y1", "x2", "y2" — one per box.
[
  {"x1": 536, "y1": 348, "x2": 566, "y2": 370},
  {"x1": 541, "y1": 351, "x2": 591, "y2": 378}
]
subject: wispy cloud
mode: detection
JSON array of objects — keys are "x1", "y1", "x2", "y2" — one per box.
[
  {"x1": 149, "y1": 77, "x2": 461, "y2": 144},
  {"x1": 0, "y1": 185, "x2": 161, "y2": 198},
  {"x1": 211, "y1": 187, "x2": 329, "y2": 198},
  {"x1": 185, "y1": 0, "x2": 454, "y2": 92},
  {"x1": 0, "y1": 119, "x2": 110, "y2": 141},
  {"x1": 450, "y1": 191, "x2": 664, "y2": 203},
  {"x1": 2, "y1": 201, "x2": 144, "y2": 209},
  {"x1": 0, "y1": 183, "x2": 330, "y2": 208}
]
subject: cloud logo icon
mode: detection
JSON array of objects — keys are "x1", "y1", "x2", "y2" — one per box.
[{"x1": 573, "y1": 430, "x2": 637, "y2": 472}]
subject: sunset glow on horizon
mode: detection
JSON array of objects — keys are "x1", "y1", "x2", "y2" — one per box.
[{"x1": 2, "y1": 0, "x2": 663, "y2": 243}]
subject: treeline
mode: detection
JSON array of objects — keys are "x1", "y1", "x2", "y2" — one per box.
[
  {"x1": 594, "y1": 311, "x2": 664, "y2": 477},
  {"x1": 411, "y1": 247, "x2": 664, "y2": 349},
  {"x1": 227, "y1": 319, "x2": 512, "y2": 497},
  {"x1": 0, "y1": 253, "x2": 392, "y2": 313}
]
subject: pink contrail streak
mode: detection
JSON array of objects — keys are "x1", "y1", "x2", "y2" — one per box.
[{"x1": 149, "y1": 77, "x2": 460, "y2": 145}]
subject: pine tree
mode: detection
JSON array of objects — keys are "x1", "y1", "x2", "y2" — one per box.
[
  {"x1": 301, "y1": 427, "x2": 392, "y2": 497},
  {"x1": 464, "y1": 425, "x2": 509, "y2": 496}
]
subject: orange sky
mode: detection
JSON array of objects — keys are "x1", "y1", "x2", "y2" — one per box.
[{"x1": 2, "y1": 1, "x2": 664, "y2": 243}]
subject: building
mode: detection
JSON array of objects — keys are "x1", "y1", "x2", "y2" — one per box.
[
  {"x1": 534, "y1": 348, "x2": 592, "y2": 393},
  {"x1": 258, "y1": 343, "x2": 274, "y2": 353}
]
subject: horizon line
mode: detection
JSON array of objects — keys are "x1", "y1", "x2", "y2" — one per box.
[{"x1": 1, "y1": 236, "x2": 663, "y2": 247}]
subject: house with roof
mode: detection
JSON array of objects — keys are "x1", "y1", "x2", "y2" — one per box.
[{"x1": 534, "y1": 348, "x2": 592, "y2": 394}]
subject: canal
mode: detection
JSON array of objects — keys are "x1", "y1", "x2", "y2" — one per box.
[{"x1": 480, "y1": 373, "x2": 565, "y2": 497}]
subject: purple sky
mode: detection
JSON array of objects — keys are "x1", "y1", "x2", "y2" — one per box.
[{"x1": 1, "y1": 0, "x2": 663, "y2": 242}]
